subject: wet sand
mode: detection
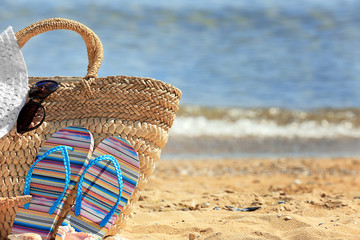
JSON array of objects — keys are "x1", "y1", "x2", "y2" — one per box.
[{"x1": 118, "y1": 158, "x2": 360, "y2": 240}]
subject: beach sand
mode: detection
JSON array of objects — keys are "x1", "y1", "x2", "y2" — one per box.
[{"x1": 118, "y1": 158, "x2": 360, "y2": 240}]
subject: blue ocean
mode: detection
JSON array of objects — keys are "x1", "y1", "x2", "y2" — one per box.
[{"x1": 1, "y1": 0, "x2": 360, "y2": 159}]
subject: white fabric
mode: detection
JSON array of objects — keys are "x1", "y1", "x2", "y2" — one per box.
[{"x1": 0, "y1": 26, "x2": 28, "y2": 138}]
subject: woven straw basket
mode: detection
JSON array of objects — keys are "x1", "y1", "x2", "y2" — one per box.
[{"x1": 0, "y1": 18, "x2": 181, "y2": 238}]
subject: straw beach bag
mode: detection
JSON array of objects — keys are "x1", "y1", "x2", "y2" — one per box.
[{"x1": 0, "y1": 18, "x2": 181, "y2": 238}]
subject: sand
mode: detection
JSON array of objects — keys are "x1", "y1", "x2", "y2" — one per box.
[{"x1": 118, "y1": 158, "x2": 360, "y2": 240}]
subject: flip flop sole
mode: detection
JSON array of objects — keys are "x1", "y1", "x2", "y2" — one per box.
[
  {"x1": 12, "y1": 126, "x2": 94, "y2": 239},
  {"x1": 62, "y1": 136, "x2": 140, "y2": 238}
]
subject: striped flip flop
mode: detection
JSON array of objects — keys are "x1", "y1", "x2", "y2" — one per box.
[
  {"x1": 60, "y1": 136, "x2": 140, "y2": 239},
  {"x1": 12, "y1": 126, "x2": 94, "y2": 239}
]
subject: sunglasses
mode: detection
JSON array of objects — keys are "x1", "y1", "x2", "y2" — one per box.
[{"x1": 17, "y1": 80, "x2": 59, "y2": 134}]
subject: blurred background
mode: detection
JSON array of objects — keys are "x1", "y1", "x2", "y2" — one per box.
[{"x1": 1, "y1": 0, "x2": 360, "y2": 159}]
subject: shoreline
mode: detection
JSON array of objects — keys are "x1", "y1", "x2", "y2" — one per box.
[
  {"x1": 161, "y1": 136, "x2": 360, "y2": 160},
  {"x1": 119, "y1": 157, "x2": 360, "y2": 240}
]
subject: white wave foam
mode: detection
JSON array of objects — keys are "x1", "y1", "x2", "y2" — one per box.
[{"x1": 171, "y1": 116, "x2": 360, "y2": 139}]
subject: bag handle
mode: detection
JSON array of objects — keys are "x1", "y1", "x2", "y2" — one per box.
[{"x1": 15, "y1": 18, "x2": 103, "y2": 79}]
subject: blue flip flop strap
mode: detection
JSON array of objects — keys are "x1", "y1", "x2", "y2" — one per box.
[
  {"x1": 75, "y1": 155, "x2": 123, "y2": 228},
  {"x1": 23, "y1": 146, "x2": 73, "y2": 215}
]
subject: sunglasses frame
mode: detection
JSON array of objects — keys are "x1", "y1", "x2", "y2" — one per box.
[{"x1": 16, "y1": 80, "x2": 59, "y2": 134}]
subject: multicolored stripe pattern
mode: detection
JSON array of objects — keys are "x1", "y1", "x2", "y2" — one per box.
[
  {"x1": 61, "y1": 136, "x2": 140, "y2": 238},
  {"x1": 12, "y1": 126, "x2": 94, "y2": 239}
]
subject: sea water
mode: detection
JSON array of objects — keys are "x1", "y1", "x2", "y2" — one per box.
[{"x1": 1, "y1": 0, "x2": 360, "y2": 158}]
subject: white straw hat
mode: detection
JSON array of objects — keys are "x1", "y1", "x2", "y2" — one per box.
[{"x1": 0, "y1": 26, "x2": 28, "y2": 138}]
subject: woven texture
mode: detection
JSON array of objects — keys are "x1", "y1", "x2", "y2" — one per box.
[
  {"x1": 0, "y1": 18, "x2": 181, "y2": 239},
  {"x1": 0, "y1": 26, "x2": 28, "y2": 139},
  {"x1": 0, "y1": 195, "x2": 32, "y2": 238}
]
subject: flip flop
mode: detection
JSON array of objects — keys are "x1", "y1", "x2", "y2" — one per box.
[
  {"x1": 11, "y1": 126, "x2": 94, "y2": 239},
  {"x1": 60, "y1": 136, "x2": 140, "y2": 239}
]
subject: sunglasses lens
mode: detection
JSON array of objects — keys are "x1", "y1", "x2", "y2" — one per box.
[
  {"x1": 29, "y1": 80, "x2": 59, "y2": 99},
  {"x1": 17, "y1": 102, "x2": 45, "y2": 133}
]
